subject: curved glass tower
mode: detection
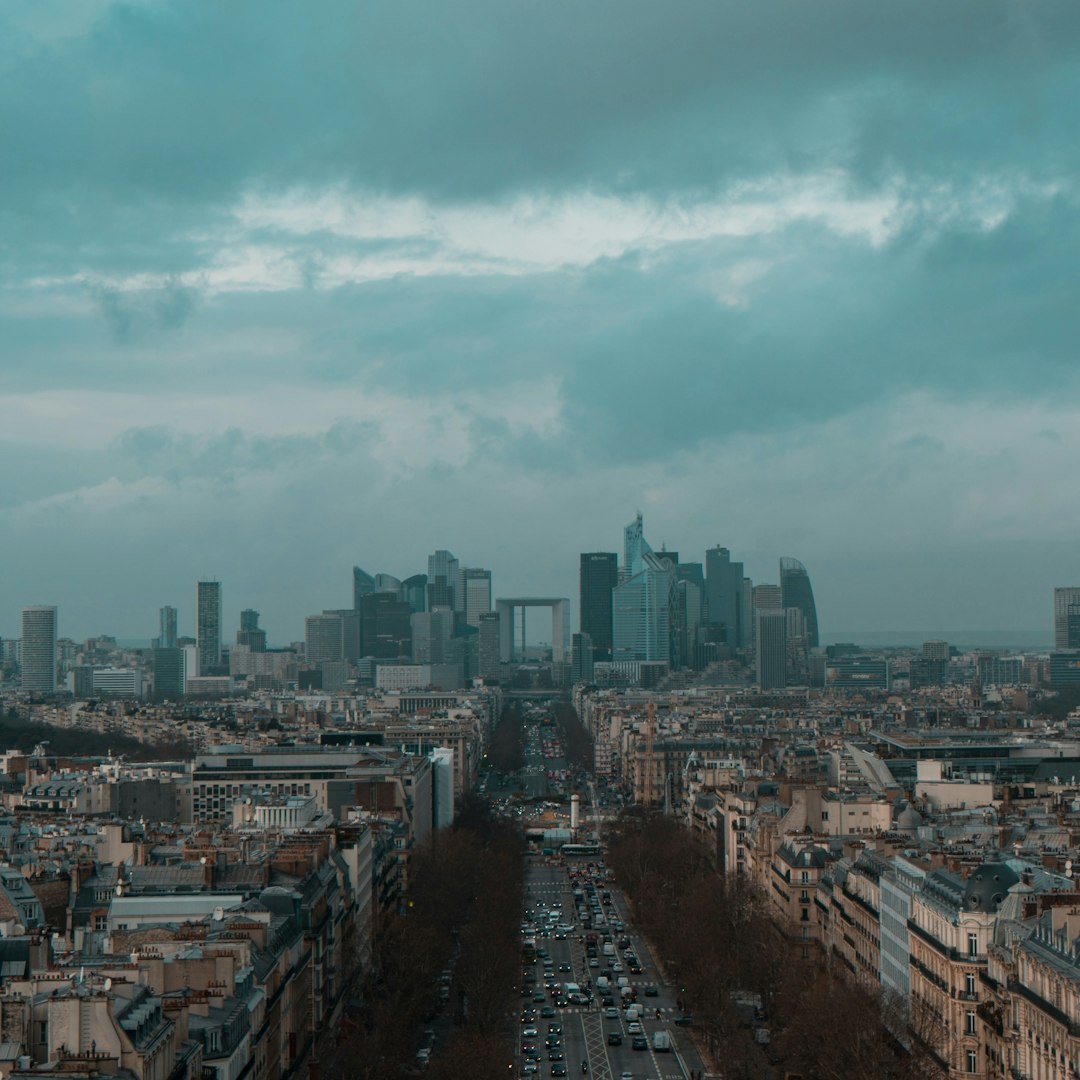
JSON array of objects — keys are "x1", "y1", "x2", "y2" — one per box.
[{"x1": 780, "y1": 557, "x2": 819, "y2": 649}]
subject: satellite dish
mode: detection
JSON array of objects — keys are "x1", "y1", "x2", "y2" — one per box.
[
  {"x1": 200, "y1": 856, "x2": 208, "y2": 864},
  {"x1": 213, "y1": 906, "x2": 224, "y2": 921},
  {"x1": 104, "y1": 978, "x2": 112, "y2": 991}
]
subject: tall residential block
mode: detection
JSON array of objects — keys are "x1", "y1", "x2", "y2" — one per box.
[
  {"x1": 21, "y1": 605, "x2": 57, "y2": 693},
  {"x1": 196, "y1": 581, "x2": 222, "y2": 676},
  {"x1": 580, "y1": 552, "x2": 618, "y2": 661}
]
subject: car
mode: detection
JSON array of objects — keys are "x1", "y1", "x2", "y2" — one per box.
[
  {"x1": 619, "y1": 1072, "x2": 634, "y2": 1080},
  {"x1": 628, "y1": 964, "x2": 642, "y2": 975},
  {"x1": 674, "y1": 1014, "x2": 694, "y2": 1027},
  {"x1": 548, "y1": 1049, "x2": 564, "y2": 1061},
  {"x1": 521, "y1": 1009, "x2": 537, "y2": 1023},
  {"x1": 534, "y1": 991, "x2": 547, "y2": 1002},
  {"x1": 627, "y1": 1021, "x2": 642, "y2": 1035},
  {"x1": 547, "y1": 1023, "x2": 562, "y2": 1035},
  {"x1": 588, "y1": 958, "x2": 599, "y2": 968},
  {"x1": 551, "y1": 1065, "x2": 567, "y2": 1078},
  {"x1": 523, "y1": 1027, "x2": 539, "y2": 1038},
  {"x1": 541, "y1": 1006, "x2": 556, "y2": 1018},
  {"x1": 643, "y1": 985, "x2": 658, "y2": 997},
  {"x1": 558, "y1": 963, "x2": 571, "y2": 973},
  {"x1": 607, "y1": 1031, "x2": 622, "y2": 1045},
  {"x1": 415, "y1": 1048, "x2": 430, "y2": 1065},
  {"x1": 605, "y1": 1006, "x2": 619, "y2": 1019},
  {"x1": 522, "y1": 1063, "x2": 538, "y2": 1076},
  {"x1": 632, "y1": 1035, "x2": 649, "y2": 1051}
]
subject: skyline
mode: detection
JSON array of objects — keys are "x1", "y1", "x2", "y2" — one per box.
[{"x1": 4, "y1": 2, "x2": 1080, "y2": 641}]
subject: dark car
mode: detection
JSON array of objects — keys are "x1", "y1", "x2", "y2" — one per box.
[
  {"x1": 674, "y1": 1014, "x2": 695, "y2": 1027},
  {"x1": 632, "y1": 1035, "x2": 649, "y2": 1050},
  {"x1": 551, "y1": 1065, "x2": 567, "y2": 1078},
  {"x1": 607, "y1": 1032, "x2": 622, "y2": 1046},
  {"x1": 548, "y1": 1049, "x2": 564, "y2": 1061},
  {"x1": 643, "y1": 985, "x2": 659, "y2": 997},
  {"x1": 541, "y1": 1005, "x2": 556, "y2": 1018},
  {"x1": 547, "y1": 1023, "x2": 563, "y2": 1035}
]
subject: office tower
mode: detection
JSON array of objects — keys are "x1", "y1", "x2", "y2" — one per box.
[
  {"x1": 922, "y1": 640, "x2": 950, "y2": 661},
  {"x1": 580, "y1": 552, "x2": 618, "y2": 662},
  {"x1": 20, "y1": 605, "x2": 57, "y2": 693},
  {"x1": 237, "y1": 609, "x2": 267, "y2": 652},
  {"x1": 427, "y1": 550, "x2": 459, "y2": 610},
  {"x1": 359, "y1": 592, "x2": 413, "y2": 658},
  {"x1": 158, "y1": 606, "x2": 178, "y2": 649},
  {"x1": 305, "y1": 613, "x2": 346, "y2": 663},
  {"x1": 461, "y1": 568, "x2": 493, "y2": 628},
  {"x1": 705, "y1": 547, "x2": 745, "y2": 648},
  {"x1": 779, "y1": 557, "x2": 820, "y2": 649},
  {"x1": 571, "y1": 632, "x2": 595, "y2": 684},
  {"x1": 353, "y1": 566, "x2": 376, "y2": 610},
  {"x1": 402, "y1": 574, "x2": 428, "y2": 613},
  {"x1": 153, "y1": 647, "x2": 188, "y2": 698},
  {"x1": 1055, "y1": 588, "x2": 1080, "y2": 650},
  {"x1": 411, "y1": 607, "x2": 454, "y2": 663},
  {"x1": 613, "y1": 517, "x2": 676, "y2": 664},
  {"x1": 755, "y1": 610, "x2": 787, "y2": 690},
  {"x1": 752, "y1": 583, "x2": 783, "y2": 612},
  {"x1": 196, "y1": 581, "x2": 222, "y2": 675},
  {"x1": 478, "y1": 610, "x2": 501, "y2": 680},
  {"x1": 323, "y1": 609, "x2": 361, "y2": 660}
]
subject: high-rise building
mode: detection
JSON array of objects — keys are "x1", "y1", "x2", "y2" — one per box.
[
  {"x1": 236, "y1": 609, "x2": 267, "y2": 652},
  {"x1": 353, "y1": 566, "x2": 376, "y2": 610},
  {"x1": 427, "y1": 550, "x2": 460, "y2": 611},
  {"x1": 373, "y1": 573, "x2": 402, "y2": 596},
  {"x1": 461, "y1": 568, "x2": 493, "y2": 628},
  {"x1": 158, "y1": 606, "x2": 178, "y2": 649},
  {"x1": 580, "y1": 552, "x2": 618, "y2": 661},
  {"x1": 755, "y1": 609, "x2": 787, "y2": 691},
  {"x1": 478, "y1": 610, "x2": 501, "y2": 680},
  {"x1": 401, "y1": 574, "x2": 428, "y2": 613},
  {"x1": 306, "y1": 613, "x2": 346, "y2": 663},
  {"x1": 20, "y1": 605, "x2": 57, "y2": 694},
  {"x1": 613, "y1": 517, "x2": 676, "y2": 665},
  {"x1": 706, "y1": 547, "x2": 745, "y2": 648},
  {"x1": 779, "y1": 557, "x2": 820, "y2": 649},
  {"x1": 571, "y1": 632, "x2": 595, "y2": 684},
  {"x1": 360, "y1": 592, "x2": 413, "y2": 658},
  {"x1": 153, "y1": 647, "x2": 188, "y2": 698},
  {"x1": 411, "y1": 607, "x2": 454, "y2": 664},
  {"x1": 196, "y1": 581, "x2": 222, "y2": 676},
  {"x1": 922, "y1": 640, "x2": 950, "y2": 661},
  {"x1": 1055, "y1": 588, "x2": 1080, "y2": 650},
  {"x1": 752, "y1": 583, "x2": 783, "y2": 612}
]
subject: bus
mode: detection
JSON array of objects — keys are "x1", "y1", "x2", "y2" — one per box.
[{"x1": 561, "y1": 843, "x2": 601, "y2": 858}]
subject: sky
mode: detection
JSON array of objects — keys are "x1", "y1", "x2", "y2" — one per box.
[{"x1": 3, "y1": 0, "x2": 1080, "y2": 644}]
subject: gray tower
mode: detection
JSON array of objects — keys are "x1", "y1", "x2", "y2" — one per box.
[
  {"x1": 21, "y1": 605, "x2": 57, "y2": 693},
  {"x1": 196, "y1": 581, "x2": 222, "y2": 675}
]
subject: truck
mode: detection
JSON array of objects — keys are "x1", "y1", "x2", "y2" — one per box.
[{"x1": 652, "y1": 1031, "x2": 671, "y2": 1052}]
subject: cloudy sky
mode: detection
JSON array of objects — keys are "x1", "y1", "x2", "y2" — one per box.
[{"x1": 3, "y1": 0, "x2": 1079, "y2": 644}]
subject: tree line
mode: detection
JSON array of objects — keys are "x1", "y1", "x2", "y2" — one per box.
[
  {"x1": 323, "y1": 794, "x2": 525, "y2": 1079},
  {"x1": 605, "y1": 812, "x2": 944, "y2": 1080}
]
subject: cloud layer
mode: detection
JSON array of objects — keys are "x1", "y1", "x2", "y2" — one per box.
[{"x1": 2, "y1": 0, "x2": 1079, "y2": 641}]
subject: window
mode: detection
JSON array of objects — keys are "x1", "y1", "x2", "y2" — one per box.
[
  {"x1": 966, "y1": 1049, "x2": 977, "y2": 1073},
  {"x1": 966, "y1": 1010, "x2": 976, "y2": 1034},
  {"x1": 965, "y1": 972, "x2": 976, "y2": 997},
  {"x1": 801, "y1": 871, "x2": 810, "y2": 884},
  {"x1": 968, "y1": 932, "x2": 979, "y2": 957}
]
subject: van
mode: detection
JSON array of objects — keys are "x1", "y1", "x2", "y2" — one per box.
[
  {"x1": 595, "y1": 976, "x2": 610, "y2": 992},
  {"x1": 602, "y1": 943, "x2": 615, "y2": 956},
  {"x1": 652, "y1": 1031, "x2": 671, "y2": 1052},
  {"x1": 625, "y1": 1004, "x2": 642, "y2": 1020}
]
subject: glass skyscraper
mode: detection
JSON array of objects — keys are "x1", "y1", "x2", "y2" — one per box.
[
  {"x1": 196, "y1": 581, "x2": 222, "y2": 675},
  {"x1": 580, "y1": 552, "x2": 618, "y2": 661}
]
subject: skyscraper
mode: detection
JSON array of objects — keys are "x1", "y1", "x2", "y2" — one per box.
[
  {"x1": 158, "y1": 605, "x2": 178, "y2": 649},
  {"x1": 1054, "y1": 588, "x2": 1080, "y2": 650},
  {"x1": 612, "y1": 516, "x2": 676, "y2": 665},
  {"x1": 571, "y1": 632, "x2": 595, "y2": 684},
  {"x1": 237, "y1": 609, "x2": 267, "y2": 652},
  {"x1": 21, "y1": 605, "x2": 57, "y2": 693},
  {"x1": 461, "y1": 568, "x2": 493, "y2": 628},
  {"x1": 196, "y1": 581, "x2": 222, "y2": 676},
  {"x1": 427, "y1": 550, "x2": 460, "y2": 610},
  {"x1": 360, "y1": 592, "x2": 413, "y2": 658},
  {"x1": 477, "y1": 610, "x2": 501, "y2": 681},
  {"x1": 580, "y1": 552, "x2": 618, "y2": 661},
  {"x1": 780, "y1": 557, "x2": 820, "y2": 649},
  {"x1": 305, "y1": 613, "x2": 346, "y2": 663},
  {"x1": 401, "y1": 574, "x2": 428, "y2": 613},
  {"x1": 755, "y1": 609, "x2": 787, "y2": 690},
  {"x1": 705, "y1": 546, "x2": 745, "y2": 648},
  {"x1": 353, "y1": 566, "x2": 376, "y2": 610}
]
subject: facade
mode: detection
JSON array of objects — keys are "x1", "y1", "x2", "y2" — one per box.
[
  {"x1": 705, "y1": 546, "x2": 745, "y2": 648},
  {"x1": 580, "y1": 552, "x2": 618, "y2": 661},
  {"x1": 1050, "y1": 651, "x2": 1080, "y2": 688},
  {"x1": 461, "y1": 567, "x2": 493, "y2": 627},
  {"x1": 91, "y1": 667, "x2": 144, "y2": 698},
  {"x1": 427, "y1": 550, "x2": 459, "y2": 611},
  {"x1": 780, "y1": 556, "x2": 820, "y2": 649},
  {"x1": 477, "y1": 610, "x2": 500, "y2": 680},
  {"x1": 158, "y1": 605, "x2": 178, "y2": 649},
  {"x1": 827, "y1": 656, "x2": 891, "y2": 691},
  {"x1": 353, "y1": 565, "x2": 376, "y2": 608},
  {"x1": 1054, "y1": 587, "x2": 1080, "y2": 650},
  {"x1": 359, "y1": 592, "x2": 412, "y2": 658},
  {"x1": 305, "y1": 613, "x2": 345, "y2": 663},
  {"x1": 410, "y1": 606, "x2": 454, "y2": 663},
  {"x1": 20, "y1": 605, "x2": 57, "y2": 693},
  {"x1": 755, "y1": 610, "x2": 787, "y2": 690},
  {"x1": 237, "y1": 608, "x2": 267, "y2": 651},
  {"x1": 196, "y1": 581, "x2": 222, "y2": 675},
  {"x1": 571, "y1": 632, "x2": 595, "y2": 684}
]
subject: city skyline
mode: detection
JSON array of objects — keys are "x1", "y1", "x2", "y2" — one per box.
[{"x1": 4, "y1": 3, "x2": 1079, "y2": 643}]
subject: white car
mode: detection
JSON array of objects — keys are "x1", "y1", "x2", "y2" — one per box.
[{"x1": 627, "y1": 1021, "x2": 642, "y2": 1035}]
